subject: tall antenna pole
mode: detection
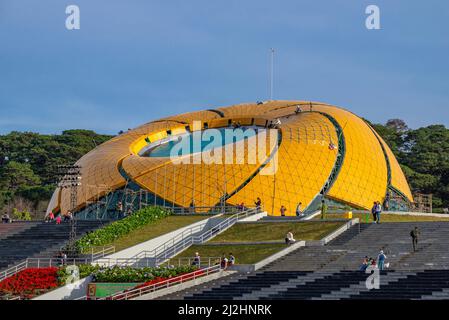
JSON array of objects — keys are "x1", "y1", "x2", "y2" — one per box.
[{"x1": 269, "y1": 48, "x2": 275, "y2": 101}]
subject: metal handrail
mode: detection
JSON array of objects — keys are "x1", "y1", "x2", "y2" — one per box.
[
  {"x1": 162, "y1": 256, "x2": 222, "y2": 268},
  {"x1": 166, "y1": 205, "x2": 248, "y2": 215},
  {"x1": 132, "y1": 221, "x2": 209, "y2": 259},
  {"x1": 0, "y1": 261, "x2": 28, "y2": 282},
  {"x1": 89, "y1": 245, "x2": 116, "y2": 260},
  {"x1": 132, "y1": 207, "x2": 260, "y2": 265},
  {"x1": 0, "y1": 209, "x2": 258, "y2": 281},
  {"x1": 0, "y1": 245, "x2": 116, "y2": 282},
  {"x1": 98, "y1": 264, "x2": 222, "y2": 300}
]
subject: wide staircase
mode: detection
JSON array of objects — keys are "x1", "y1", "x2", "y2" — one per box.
[
  {"x1": 162, "y1": 221, "x2": 449, "y2": 300},
  {"x1": 0, "y1": 222, "x2": 39, "y2": 241},
  {"x1": 0, "y1": 220, "x2": 106, "y2": 271}
]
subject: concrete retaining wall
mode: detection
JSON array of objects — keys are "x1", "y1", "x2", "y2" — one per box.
[
  {"x1": 229, "y1": 241, "x2": 306, "y2": 273},
  {"x1": 383, "y1": 211, "x2": 449, "y2": 218},
  {"x1": 320, "y1": 218, "x2": 359, "y2": 245},
  {"x1": 33, "y1": 276, "x2": 92, "y2": 300},
  {"x1": 237, "y1": 211, "x2": 268, "y2": 222}
]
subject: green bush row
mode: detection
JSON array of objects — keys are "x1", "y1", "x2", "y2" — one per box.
[
  {"x1": 75, "y1": 206, "x2": 172, "y2": 250},
  {"x1": 58, "y1": 264, "x2": 197, "y2": 284}
]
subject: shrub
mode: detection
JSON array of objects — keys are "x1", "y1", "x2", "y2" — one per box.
[
  {"x1": 91, "y1": 265, "x2": 197, "y2": 283},
  {"x1": 12, "y1": 208, "x2": 32, "y2": 221},
  {"x1": 75, "y1": 206, "x2": 172, "y2": 251}
]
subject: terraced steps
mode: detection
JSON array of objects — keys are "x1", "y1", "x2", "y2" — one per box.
[
  {"x1": 160, "y1": 222, "x2": 449, "y2": 300},
  {"x1": 0, "y1": 221, "x2": 106, "y2": 270}
]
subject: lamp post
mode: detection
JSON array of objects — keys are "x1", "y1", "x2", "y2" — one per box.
[{"x1": 56, "y1": 164, "x2": 82, "y2": 256}]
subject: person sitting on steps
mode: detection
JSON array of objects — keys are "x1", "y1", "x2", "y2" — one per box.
[
  {"x1": 359, "y1": 256, "x2": 369, "y2": 271},
  {"x1": 220, "y1": 254, "x2": 228, "y2": 269},
  {"x1": 2, "y1": 213, "x2": 11, "y2": 223},
  {"x1": 229, "y1": 253, "x2": 235, "y2": 266},
  {"x1": 285, "y1": 231, "x2": 296, "y2": 245}
]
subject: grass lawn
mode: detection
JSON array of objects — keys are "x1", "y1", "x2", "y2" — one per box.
[
  {"x1": 173, "y1": 244, "x2": 287, "y2": 265},
  {"x1": 110, "y1": 215, "x2": 209, "y2": 252},
  {"x1": 317, "y1": 213, "x2": 449, "y2": 223},
  {"x1": 208, "y1": 221, "x2": 345, "y2": 243}
]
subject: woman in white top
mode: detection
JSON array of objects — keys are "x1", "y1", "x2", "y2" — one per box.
[{"x1": 285, "y1": 231, "x2": 296, "y2": 244}]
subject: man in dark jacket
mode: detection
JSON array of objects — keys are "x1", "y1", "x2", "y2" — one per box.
[{"x1": 410, "y1": 226, "x2": 421, "y2": 252}]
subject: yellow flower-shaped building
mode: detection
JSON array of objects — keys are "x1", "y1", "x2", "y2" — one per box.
[{"x1": 47, "y1": 101, "x2": 413, "y2": 217}]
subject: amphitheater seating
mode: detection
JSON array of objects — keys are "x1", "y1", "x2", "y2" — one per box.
[
  {"x1": 162, "y1": 221, "x2": 449, "y2": 300},
  {"x1": 0, "y1": 222, "x2": 38, "y2": 241},
  {"x1": 0, "y1": 220, "x2": 105, "y2": 271},
  {"x1": 181, "y1": 270, "x2": 449, "y2": 300}
]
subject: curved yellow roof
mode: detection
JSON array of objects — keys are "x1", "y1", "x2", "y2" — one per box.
[{"x1": 48, "y1": 101, "x2": 413, "y2": 216}]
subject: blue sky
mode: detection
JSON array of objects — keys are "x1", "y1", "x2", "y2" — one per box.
[{"x1": 0, "y1": 0, "x2": 448, "y2": 134}]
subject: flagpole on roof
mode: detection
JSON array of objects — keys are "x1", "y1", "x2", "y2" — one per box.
[{"x1": 269, "y1": 48, "x2": 275, "y2": 101}]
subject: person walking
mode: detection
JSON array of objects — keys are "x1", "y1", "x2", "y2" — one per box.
[
  {"x1": 296, "y1": 202, "x2": 303, "y2": 217},
  {"x1": 377, "y1": 250, "x2": 387, "y2": 270},
  {"x1": 359, "y1": 256, "x2": 369, "y2": 271},
  {"x1": 192, "y1": 252, "x2": 201, "y2": 267},
  {"x1": 280, "y1": 205, "x2": 286, "y2": 217},
  {"x1": 189, "y1": 200, "x2": 195, "y2": 214},
  {"x1": 116, "y1": 201, "x2": 124, "y2": 218},
  {"x1": 55, "y1": 214, "x2": 62, "y2": 225},
  {"x1": 254, "y1": 198, "x2": 262, "y2": 210},
  {"x1": 47, "y1": 211, "x2": 55, "y2": 222},
  {"x1": 410, "y1": 226, "x2": 421, "y2": 252},
  {"x1": 371, "y1": 202, "x2": 377, "y2": 223},
  {"x1": 320, "y1": 199, "x2": 328, "y2": 220},
  {"x1": 375, "y1": 201, "x2": 382, "y2": 224}
]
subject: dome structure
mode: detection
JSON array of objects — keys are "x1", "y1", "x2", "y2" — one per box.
[{"x1": 47, "y1": 101, "x2": 413, "y2": 217}]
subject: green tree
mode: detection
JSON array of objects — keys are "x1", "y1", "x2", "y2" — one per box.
[
  {"x1": 373, "y1": 120, "x2": 449, "y2": 208},
  {"x1": 0, "y1": 161, "x2": 41, "y2": 192}
]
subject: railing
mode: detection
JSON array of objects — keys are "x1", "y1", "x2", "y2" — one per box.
[
  {"x1": 0, "y1": 261, "x2": 28, "y2": 282},
  {"x1": 167, "y1": 205, "x2": 248, "y2": 215},
  {"x1": 98, "y1": 264, "x2": 222, "y2": 300},
  {"x1": 161, "y1": 256, "x2": 222, "y2": 269},
  {"x1": 89, "y1": 245, "x2": 115, "y2": 260},
  {"x1": 130, "y1": 207, "x2": 260, "y2": 266},
  {"x1": 1, "y1": 208, "x2": 258, "y2": 282},
  {"x1": 0, "y1": 245, "x2": 116, "y2": 282}
]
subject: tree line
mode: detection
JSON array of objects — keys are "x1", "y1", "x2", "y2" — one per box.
[
  {"x1": 0, "y1": 130, "x2": 112, "y2": 218},
  {"x1": 371, "y1": 119, "x2": 449, "y2": 209}
]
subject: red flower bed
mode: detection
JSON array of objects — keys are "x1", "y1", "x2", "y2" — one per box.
[{"x1": 0, "y1": 267, "x2": 60, "y2": 299}]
